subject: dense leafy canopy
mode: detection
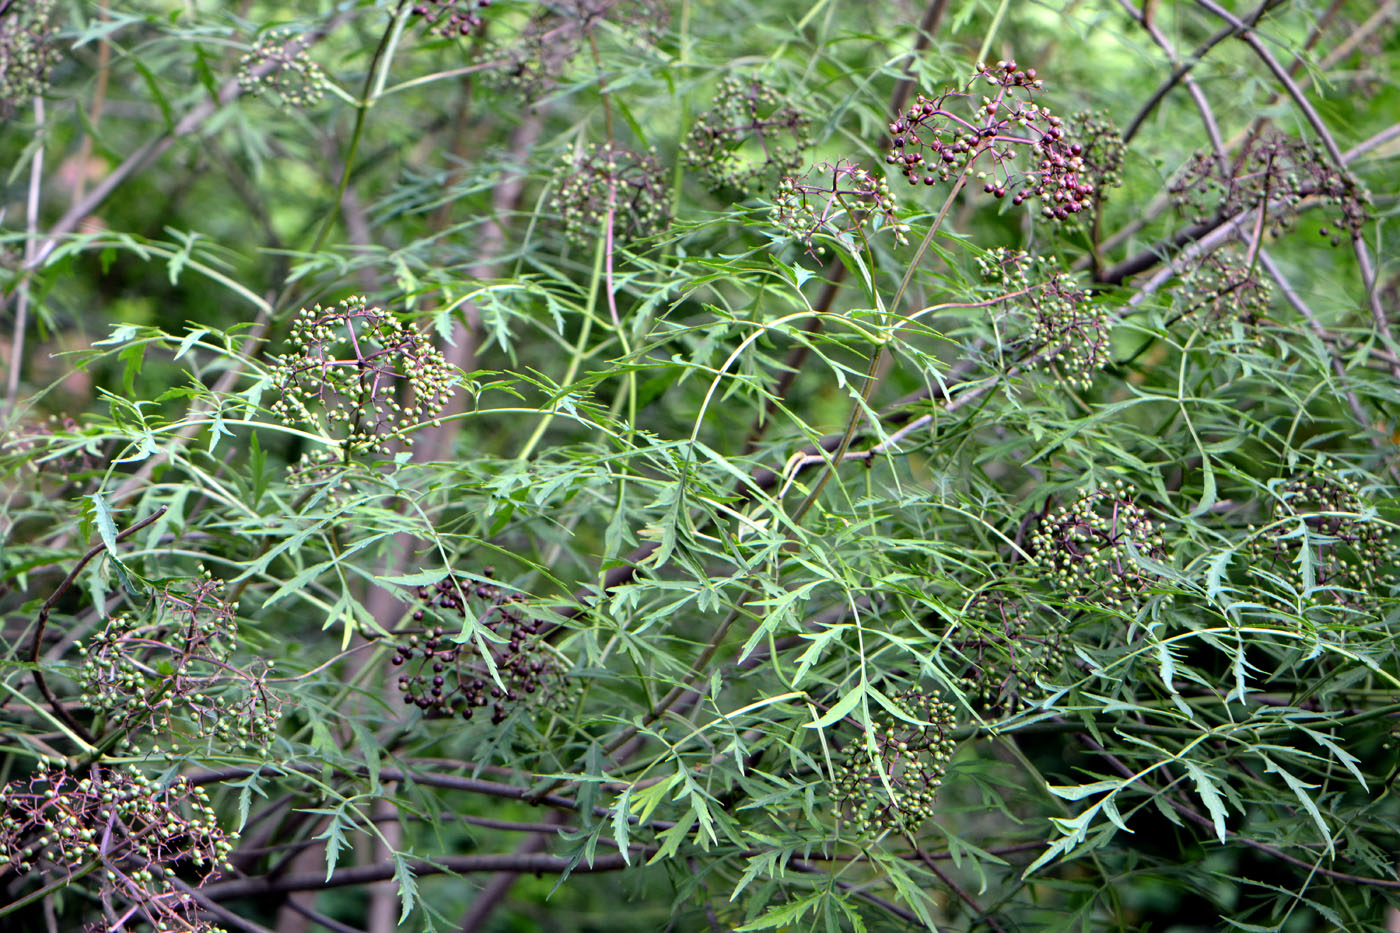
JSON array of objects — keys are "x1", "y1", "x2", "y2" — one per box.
[{"x1": 3, "y1": 1, "x2": 1400, "y2": 930}]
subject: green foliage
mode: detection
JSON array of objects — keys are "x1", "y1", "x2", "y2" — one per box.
[{"x1": 2, "y1": 1, "x2": 1400, "y2": 931}]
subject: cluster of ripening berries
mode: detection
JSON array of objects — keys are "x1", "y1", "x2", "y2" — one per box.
[
  {"x1": 391, "y1": 572, "x2": 566, "y2": 725},
  {"x1": 1176, "y1": 251, "x2": 1273, "y2": 338},
  {"x1": 684, "y1": 75, "x2": 813, "y2": 196},
  {"x1": 413, "y1": 0, "x2": 491, "y2": 38},
  {"x1": 977, "y1": 247, "x2": 1108, "y2": 389},
  {"x1": 76, "y1": 574, "x2": 282, "y2": 754},
  {"x1": 237, "y1": 28, "x2": 327, "y2": 109},
  {"x1": 886, "y1": 60, "x2": 1095, "y2": 220},
  {"x1": 552, "y1": 143, "x2": 671, "y2": 245},
  {"x1": 1246, "y1": 462, "x2": 1398, "y2": 607},
  {"x1": 1170, "y1": 133, "x2": 1369, "y2": 245},
  {"x1": 770, "y1": 160, "x2": 910, "y2": 256},
  {"x1": 0, "y1": 767, "x2": 233, "y2": 933},
  {"x1": 269, "y1": 298, "x2": 455, "y2": 457},
  {"x1": 1029, "y1": 481, "x2": 1167, "y2": 610},
  {"x1": 0, "y1": 0, "x2": 58, "y2": 116},
  {"x1": 832, "y1": 688, "x2": 957, "y2": 835},
  {"x1": 953, "y1": 592, "x2": 1065, "y2": 715}
]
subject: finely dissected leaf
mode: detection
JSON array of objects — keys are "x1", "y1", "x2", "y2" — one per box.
[
  {"x1": 1183, "y1": 760, "x2": 1229, "y2": 843},
  {"x1": 1261, "y1": 754, "x2": 1334, "y2": 856}
]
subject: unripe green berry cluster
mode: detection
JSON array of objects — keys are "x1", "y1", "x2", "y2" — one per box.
[
  {"x1": 414, "y1": 0, "x2": 491, "y2": 39},
  {"x1": 887, "y1": 60, "x2": 1095, "y2": 221},
  {"x1": 237, "y1": 28, "x2": 328, "y2": 109},
  {"x1": 1067, "y1": 109, "x2": 1125, "y2": 202},
  {"x1": 269, "y1": 297, "x2": 456, "y2": 457},
  {"x1": 684, "y1": 75, "x2": 812, "y2": 197},
  {"x1": 1246, "y1": 460, "x2": 1398, "y2": 606},
  {"x1": 0, "y1": 0, "x2": 58, "y2": 117},
  {"x1": 977, "y1": 247, "x2": 1108, "y2": 389},
  {"x1": 1176, "y1": 252, "x2": 1272, "y2": 338},
  {"x1": 832, "y1": 688, "x2": 956, "y2": 836},
  {"x1": 0, "y1": 767, "x2": 233, "y2": 933},
  {"x1": 552, "y1": 143, "x2": 670, "y2": 245},
  {"x1": 1170, "y1": 133, "x2": 1369, "y2": 245},
  {"x1": 953, "y1": 592, "x2": 1065, "y2": 714},
  {"x1": 771, "y1": 160, "x2": 909, "y2": 256},
  {"x1": 1029, "y1": 481, "x2": 1167, "y2": 610},
  {"x1": 390, "y1": 570, "x2": 572, "y2": 726},
  {"x1": 76, "y1": 572, "x2": 282, "y2": 754}
]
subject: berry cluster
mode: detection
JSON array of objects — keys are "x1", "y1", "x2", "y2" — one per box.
[
  {"x1": 551, "y1": 143, "x2": 671, "y2": 245},
  {"x1": 952, "y1": 593, "x2": 1065, "y2": 714},
  {"x1": 391, "y1": 572, "x2": 567, "y2": 725},
  {"x1": 0, "y1": 0, "x2": 58, "y2": 116},
  {"x1": 1247, "y1": 462, "x2": 1398, "y2": 606},
  {"x1": 414, "y1": 0, "x2": 491, "y2": 38},
  {"x1": 832, "y1": 688, "x2": 956, "y2": 836},
  {"x1": 237, "y1": 28, "x2": 328, "y2": 109},
  {"x1": 886, "y1": 60, "x2": 1095, "y2": 220},
  {"x1": 683, "y1": 76, "x2": 812, "y2": 197},
  {"x1": 1175, "y1": 251, "x2": 1272, "y2": 337},
  {"x1": 1169, "y1": 133, "x2": 1369, "y2": 245},
  {"x1": 76, "y1": 573, "x2": 282, "y2": 754},
  {"x1": 1067, "y1": 109, "x2": 1126, "y2": 202},
  {"x1": 0, "y1": 767, "x2": 233, "y2": 933},
  {"x1": 269, "y1": 297, "x2": 456, "y2": 457},
  {"x1": 977, "y1": 247, "x2": 1108, "y2": 389},
  {"x1": 770, "y1": 160, "x2": 909, "y2": 256},
  {"x1": 1029, "y1": 481, "x2": 1167, "y2": 610},
  {"x1": 495, "y1": 0, "x2": 667, "y2": 95}
]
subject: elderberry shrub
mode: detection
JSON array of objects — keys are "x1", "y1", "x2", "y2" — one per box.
[
  {"x1": 832, "y1": 688, "x2": 957, "y2": 836},
  {"x1": 0, "y1": 767, "x2": 234, "y2": 933},
  {"x1": 237, "y1": 27, "x2": 328, "y2": 109},
  {"x1": 976, "y1": 247, "x2": 1108, "y2": 389},
  {"x1": 75, "y1": 573, "x2": 282, "y2": 755},
  {"x1": 552, "y1": 142, "x2": 671, "y2": 245},
  {"x1": 683, "y1": 75, "x2": 812, "y2": 197},
  {"x1": 0, "y1": 0, "x2": 59, "y2": 116},
  {"x1": 952, "y1": 592, "x2": 1066, "y2": 715},
  {"x1": 887, "y1": 60, "x2": 1094, "y2": 220},
  {"x1": 1169, "y1": 132, "x2": 1369, "y2": 244},
  {"x1": 1029, "y1": 481, "x2": 1167, "y2": 611},
  {"x1": 390, "y1": 572, "x2": 569, "y2": 726},
  {"x1": 770, "y1": 160, "x2": 909, "y2": 256},
  {"x1": 1246, "y1": 461, "x2": 1399, "y2": 608}
]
